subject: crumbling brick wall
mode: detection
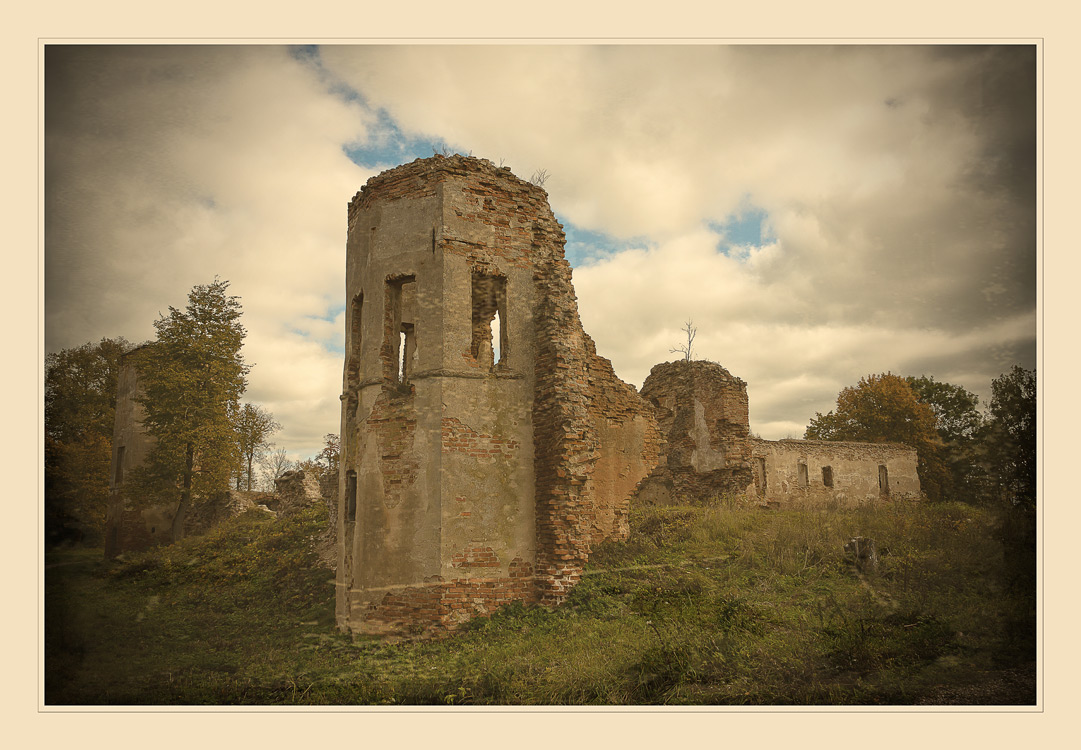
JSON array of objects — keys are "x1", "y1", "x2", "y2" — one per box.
[
  {"x1": 635, "y1": 360, "x2": 755, "y2": 505},
  {"x1": 337, "y1": 155, "x2": 659, "y2": 635},
  {"x1": 634, "y1": 359, "x2": 921, "y2": 507}
]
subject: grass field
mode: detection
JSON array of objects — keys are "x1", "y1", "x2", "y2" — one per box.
[{"x1": 44, "y1": 498, "x2": 1037, "y2": 705}]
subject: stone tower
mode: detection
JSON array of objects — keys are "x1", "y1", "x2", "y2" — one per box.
[{"x1": 336, "y1": 155, "x2": 659, "y2": 635}]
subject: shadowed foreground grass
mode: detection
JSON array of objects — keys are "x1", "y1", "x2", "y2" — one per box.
[{"x1": 45, "y1": 499, "x2": 1036, "y2": 705}]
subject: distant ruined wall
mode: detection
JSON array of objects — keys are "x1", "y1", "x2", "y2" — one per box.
[
  {"x1": 274, "y1": 469, "x2": 323, "y2": 518},
  {"x1": 634, "y1": 360, "x2": 921, "y2": 507},
  {"x1": 336, "y1": 155, "x2": 658, "y2": 635},
  {"x1": 750, "y1": 439, "x2": 920, "y2": 503},
  {"x1": 104, "y1": 346, "x2": 176, "y2": 558}
]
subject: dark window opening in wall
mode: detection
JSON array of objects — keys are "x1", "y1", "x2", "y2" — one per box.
[
  {"x1": 345, "y1": 470, "x2": 357, "y2": 522},
  {"x1": 385, "y1": 276, "x2": 417, "y2": 383},
  {"x1": 879, "y1": 465, "x2": 890, "y2": 496},
  {"x1": 471, "y1": 272, "x2": 507, "y2": 371},
  {"x1": 797, "y1": 461, "x2": 809, "y2": 488},
  {"x1": 115, "y1": 446, "x2": 126, "y2": 486},
  {"x1": 347, "y1": 293, "x2": 363, "y2": 389},
  {"x1": 822, "y1": 465, "x2": 834, "y2": 488},
  {"x1": 755, "y1": 457, "x2": 767, "y2": 496}
]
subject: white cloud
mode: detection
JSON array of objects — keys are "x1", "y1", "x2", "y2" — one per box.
[
  {"x1": 47, "y1": 45, "x2": 374, "y2": 457},
  {"x1": 47, "y1": 44, "x2": 1036, "y2": 453}
]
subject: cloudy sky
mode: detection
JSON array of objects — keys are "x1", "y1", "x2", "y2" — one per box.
[{"x1": 44, "y1": 44, "x2": 1037, "y2": 460}]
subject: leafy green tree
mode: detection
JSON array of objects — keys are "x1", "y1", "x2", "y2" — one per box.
[
  {"x1": 44, "y1": 337, "x2": 131, "y2": 545},
  {"x1": 291, "y1": 434, "x2": 340, "y2": 485},
  {"x1": 130, "y1": 279, "x2": 250, "y2": 540},
  {"x1": 232, "y1": 402, "x2": 281, "y2": 491},
  {"x1": 906, "y1": 375, "x2": 987, "y2": 502},
  {"x1": 985, "y1": 366, "x2": 1037, "y2": 508},
  {"x1": 905, "y1": 375, "x2": 983, "y2": 444},
  {"x1": 806, "y1": 372, "x2": 950, "y2": 499}
]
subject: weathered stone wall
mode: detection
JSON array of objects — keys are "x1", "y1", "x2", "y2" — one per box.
[
  {"x1": 633, "y1": 360, "x2": 921, "y2": 507},
  {"x1": 635, "y1": 361, "x2": 754, "y2": 505},
  {"x1": 583, "y1": 338, "x2": 663, "y2": 545},
  {"x1": 273, "y1": 469, "x2": 323, "y2": 518},
  {"x1": 750, "y1": 438, "x2": 920, "y2": 503},
  {"x1": 104, "y1": 346, "x2": 176, "y2": 558},
  {"x1": 337, "y1": 155, "x2": 658, "y2": 635}
]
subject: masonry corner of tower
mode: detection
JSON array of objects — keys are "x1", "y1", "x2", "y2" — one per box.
[{"x1": 335, "y1": 155, "x2": 659, "y2": 636}]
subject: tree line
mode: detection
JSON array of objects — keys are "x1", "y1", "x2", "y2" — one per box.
[
  {"x1": 805, "y1": 368, "x2": 1036, "y2": 507},
  {"x1": 45, "y1": 279, "x2": 333, "y2": 547}
]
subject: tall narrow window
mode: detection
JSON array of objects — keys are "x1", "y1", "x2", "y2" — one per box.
[
  {"x1": 345, "y1": 470, "x2": 357, "y2": 523},
  {"x1": 347, "y1": 293, "x2": 363, "y2": 390},
  {"x1": 384, "y1": 276, "x2": 416, "y2": 383},
  {"x1": 114, "y1": 446, "x2": 126, "y2": 486},
  {"x1": 878, "y1": 465, "x2": 890, "y2": 496},
  {"x1": 822, "y1": 465, "x2": 834, "y2": 488},
  {"x1": 755, "y1": 457, "x2": 767, "y2": 496},
  {"x1": 797, "y1": 461, "x2": 808, "y2": 488},
  {"x1": 471, "y1": 272, "x2": 507, "y2": 371}
]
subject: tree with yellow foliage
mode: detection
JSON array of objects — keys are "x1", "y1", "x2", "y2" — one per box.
[{"x1": 806, "y1": 372, "x2": 950, "y2": 500}]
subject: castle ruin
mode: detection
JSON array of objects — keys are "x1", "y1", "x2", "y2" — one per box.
[
  {"x1": 635, "y1": 360, "x2": 920, "y2": 507},
  {"x1": 102, "y1": 154, "x2": 920, "y2": 634},
  {"x1": 335, "y1": 155, "x2": 660, "y2": 636}
]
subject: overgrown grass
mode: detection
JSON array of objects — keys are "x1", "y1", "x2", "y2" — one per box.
[{"x1": 45, "y1": 499, "x2": 1036, "y2": 705}]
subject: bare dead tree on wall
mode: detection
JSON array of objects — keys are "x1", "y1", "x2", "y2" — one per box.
[{"x1": 670, "y1": 320, "x2": 697, "y2": 361}]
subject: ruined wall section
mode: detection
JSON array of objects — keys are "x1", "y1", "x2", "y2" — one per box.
[
  {"x1": 338, "y1": 155, "x2": 658, "y2": 631},
  {"x1": 528, "y1": 211, "x2": 601, "y2": 606},
  {"x1": 105, "y1": 346, "x2": 175, "y2": 557},
  {"x1": 582, "y1": 336, "x2": 662, "y2": 546},
  {"x1": 432, "y1": 159, "x2": 540, "y2": 627},
  {"x1": 339, "y1": 158, "x2": 446, "y2": 633},
  {"x1": 635, "y1": 360, "x2": 754, "y2": 505},
  {"x1": 750, "y1": 439, "x2": 920, "y2": 503},
  {"x1": 339, "y1": 156, "x2": 542, "y2": 633}
]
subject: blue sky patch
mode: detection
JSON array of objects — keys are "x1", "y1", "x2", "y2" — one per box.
[
  {"x1": 343, "y1": 111, "x2": 460, "y2": 170},
  {"x1": 561, "y1": 219, "x2": 648, "y2": 268},
  {"x1": 709, "y1": 205, "x2": 773, "y2": 258}
]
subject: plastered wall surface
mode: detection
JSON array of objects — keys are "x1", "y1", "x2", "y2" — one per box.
[
  {"x1": 104, "y1": 347, "x2": 175, "y2": 557},
  {"x1": 337, "y1": 156, "x2": 658, "y2": 635},
  {"x1": 634, "y1": 360, "x2": 921, "y2": 508},
  {"x1": 750, "y1": 439, "x2": 920, "y2": 503}
]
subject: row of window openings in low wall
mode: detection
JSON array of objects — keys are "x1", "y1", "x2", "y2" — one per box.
[
  {"x1": 345, "y1": 273, "x2": 509, "y2": 387},
  {"x1": 755, "y1": 458, "x2": 890, "y2": 495}
]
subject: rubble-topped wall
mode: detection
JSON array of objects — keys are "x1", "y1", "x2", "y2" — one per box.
[
  {"x1": 274, "y1": 469, "x2": 323, "y2": 518},
  {"x1": 635, "y1": 360, "x2": 754, "y2": 505},
  {"x1": 634, "y1": 359, "x2": 921, "y2": 507},
  {"x1": 337, "y1": 155, "x2": 659, "y2": 635}
]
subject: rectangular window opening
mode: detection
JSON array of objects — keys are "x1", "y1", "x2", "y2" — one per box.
[
  {"x1": 347, "y1": 293, "x2": 363, "y2": 389},
  {"x1": 115, "y1": 446, "x2": 126, "y2": 486},
  {"x1": 822, "y1": 465, "x2": 834, "y2": 488},
  {"x1": 797, "y1": 461, "x2": 808, "y2": 488},
  {"x1": 471, "y1": 272, "x2": 507, "y2": 371},
  {"x1": 755, "y1": 457, "x2": 767, "y2": 496},
  {"x1": 878, "y1": 465, "x2": 890, "y2": 496},
  {"x1": 385, "y1": 277, "x2": 416, "y2": 383},
  {"x1": 345, "y1": 470, "x2": 357, "y2": 523}
]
